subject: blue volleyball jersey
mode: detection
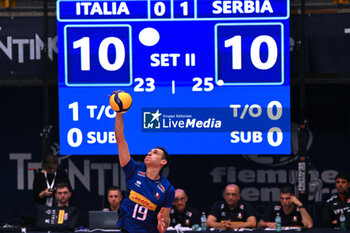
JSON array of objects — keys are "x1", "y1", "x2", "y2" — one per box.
[{"x1": 118, "y1": 158, "x2": 175, "y2": 233}]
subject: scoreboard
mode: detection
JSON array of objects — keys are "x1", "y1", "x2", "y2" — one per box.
[{"x1": 57, "y1": 0, "x2": 290, "y2": 155}]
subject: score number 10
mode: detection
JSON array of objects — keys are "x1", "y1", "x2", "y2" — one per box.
[{"x1": 216, "y1": 23, "x2": 285, "y2": 85}]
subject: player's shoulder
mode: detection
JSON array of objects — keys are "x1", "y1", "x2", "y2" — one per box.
[
  {"x1": 326, "y1": 194, "x2": 339, "y2": 203},
  {"x1": 159, "y1": 175, "x2": 173, "y2": 188},
  {"x1": 156, "y1": 176, "x2": 175, "y2": 197}
]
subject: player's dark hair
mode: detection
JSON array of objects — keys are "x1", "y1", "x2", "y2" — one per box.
[
  {"x1": 156, "y1": 147, "x2": 169, "y2": 161},
  {"x1": 336, "y1": 172, "x2": 350, "y2": 182},
  {"x1": 107, "y1": 186, "x2": 121, "y2": 194},
  {"x1": 156, "y1": 146, "x2": 169, "y2": 168},
  {"x1": 55, "y1": 182, "x2": 71, "y2": 192},
  {"x1": 280, "y1": 186, "x2": 294, "y2": 195}
]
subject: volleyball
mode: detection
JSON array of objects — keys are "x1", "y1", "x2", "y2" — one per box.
[{"x1": 109, "y1": 90, "x2": 132, "y2": 113}]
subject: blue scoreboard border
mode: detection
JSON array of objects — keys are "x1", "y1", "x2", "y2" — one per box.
[
  {"x1": 214, "y1": 22, "x2": 285, "y2": 86},
  {"x1": 63, "y1": 24, "x2": 133, "y2": 87},
  {"x1": 56, "y1": 0, "x2": 290, "y2": 22}
]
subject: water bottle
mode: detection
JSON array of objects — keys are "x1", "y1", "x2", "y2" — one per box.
[
  {"x1": 340, "y1": 210, "x2": 346, "y2": 230},
  {"x1": 275, "y1": 213, "x2": 282, "y2": 232},
  {"x1": 200, "y1": 212, "x2": 207, "y2": 231}
]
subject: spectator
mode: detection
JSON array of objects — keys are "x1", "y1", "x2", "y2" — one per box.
[
  {"x1": 257, "y1": 186, "x2": 313, "y2": 229},
  {"x1": 207, "y1": 184, "x2": 256, "y2": 230},
  {"x1": 323, "y1": 172, "x2": 350, "y2": 228},
  {"x1": 170, "y1": 189, "x2": 200, "y2": 227},
  {"x1": 103, "y1": 186, "x2": 123, "y2": 212},
  {"x1": 36, "y1": 182, "x2": 80, "y2": 231},
  {"x1": 33, "y1": 154, "x2": 70, "y2": 207}
]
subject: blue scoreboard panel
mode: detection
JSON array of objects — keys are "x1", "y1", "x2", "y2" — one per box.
[{"x1": 57, "y1": 0, "x2": 290, "y2": 155}]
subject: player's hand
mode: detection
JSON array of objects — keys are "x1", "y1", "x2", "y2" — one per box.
[
  {"x1": 222, "y1": 220, "x2": 233, "y2": 230},
  {"x1": 157, "y1": 210, "x2": 167, "y2": 233},
  {"x1": 223, "y1": 221, "x2": 241, "y2": 230},
  {"x1": 108, "y1": 90, "x2": 118, "y2": 98},
  {"x1": 290, "y1": 195, "x2": 302, "y2": 207},
  {"x1": 266, "y1": 222, "x2": 276, "y2": 229},
  {"x1": 41, "y1": 188, "x2": 53, "y2": 198}
]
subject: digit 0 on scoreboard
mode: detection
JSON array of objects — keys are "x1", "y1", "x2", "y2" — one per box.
[
  {"x1": 64, "y1": 24, "x2": 132, "y2": 86},
  {"x1": 215, "y1": 23, "x2": 284, "y2": 86}
]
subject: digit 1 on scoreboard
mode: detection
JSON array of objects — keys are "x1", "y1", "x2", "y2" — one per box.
[
  {"x1": 173, "y1": 0, "x2": 195, "y2": 18},
  {"x1": 69, "y1": 102, "x2": 79, "y2": 121}
]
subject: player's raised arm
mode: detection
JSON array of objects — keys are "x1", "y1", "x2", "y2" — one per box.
[{"x1": 114, "y1": 113, "x2": 131, "y2": 167}]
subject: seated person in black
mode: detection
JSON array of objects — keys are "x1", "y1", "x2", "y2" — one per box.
[
  {"x1": 36, "y1": 182, "x2": 80, "y2": 231},
  {"x1": 33, "y1": 154, "x2": 70, "y2": 207},
  {"x1": 170, "y1": 189, "x2": 200, "y2": 227},
  {"x1": 257, "y1": 186, "x2": 313, "y2": 229},
  {"x1": 207, "y1": 184, "x2": 256, "y2": 230},
  {"x1": 103, "y1": 186, "x2": 123, "y2": 212},
  {"x1": 323, "y1": 172, "x2": 350, "y2": 228}
]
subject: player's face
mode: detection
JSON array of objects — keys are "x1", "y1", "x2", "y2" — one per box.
[
  {"x1": 55, "y1": 187, "x2": 71, "y2": 205},
  {"x1": 174, "y1": 190, "x2": 187, "y2": 212},
  {"x1": 336, "y1": 178, "x2": 350, "y2": 193},
  {"x1": 280, "y1": 193, "x2": 292, "y2": 209},
  {"x1": 108, "y1": 190, "x2": 122, "y2": 207},
  {"x1": 224, "y1": 186, "x2": 240, "y2": 207},
  {"x1": 46, "y1": 164, "x2": 58, "y2": 175},
  {"x1": 144, "y1": 148, "x2": 166, "y2": 167}
]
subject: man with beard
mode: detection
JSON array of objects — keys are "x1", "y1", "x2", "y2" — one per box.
[
  {"x1": 36, "y1": 182, "x2": 80, "y2": 231},
  {"x1": 324, "y1": 173, "x2": 350, "y2": 228},
  {"x1": 257, "y1": 186, "x2": 313, "y2": 229}
]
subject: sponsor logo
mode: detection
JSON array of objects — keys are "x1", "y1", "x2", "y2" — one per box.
[
  {"x1": 142, "y1": 108, "x2": 222, "y2": 131},
  {"x1": 138, "y1": 171, "x2": 145, "y2": 177},
  {"x1": 155, "y1": 192, "x2": 160, "y2": 199},
  {"x1": 186, "y1": 211, "x2": 192, "y2": 217},
  {"x1": 221, "y1": 211, "x2": 226, "y2": 217},
  {"x1": 293, "y1": 216, "x2": 298, "y2": 222},
  {"x1": 143, "y1": 109, "x2": 162, "y2": 129},
  {"x1": 185, "y1": 219, "x2": 190, "y2": 225},
  {"x1": 274, "y1": 205, "x2": 281, "y2": 211},
  {"x1": 129, "y1": 190, "x2": 157, "y2": 211},
  {"x1": 237, "y1": 213, "x2": 243, "y2": 219},
  {"x1": 240, "y1": 204, "x2": 244, "y2": 210},
  {"x1": 135, "y1": 180, "x2": 142, "y2": 187},
  {"x1": 157, "y1": 183, "x2": 165, "y2": 192},
  {"x1": 58, "y1": 210, "x2": 65, "y2": 224}
]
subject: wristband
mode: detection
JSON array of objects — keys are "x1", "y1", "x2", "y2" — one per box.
[{"x1": 298, "y1": 205, "x2": 305, "y2": 209}]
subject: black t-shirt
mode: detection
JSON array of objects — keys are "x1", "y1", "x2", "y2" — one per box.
[
  {"x1": 170, "y1": 205, "x2": 200, "y2": 227},
  {"x1": 209, "y1": 200, "x2": 254, "y2": 222},
  {"x1": 36, "y1": 205, "x2": 80, "y2": 231},
  {"x1": 262, "y1": 203, "x2": 303, "y2": 227},
  {"x1": 323, "y1": 192, "x2": 350, "y2": 228},
  {"x1": 33, "y1": 169, "x2": 70, "y2": 206}
]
